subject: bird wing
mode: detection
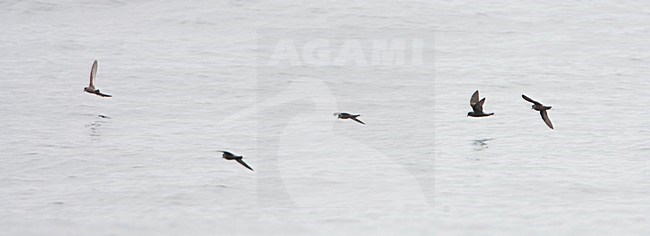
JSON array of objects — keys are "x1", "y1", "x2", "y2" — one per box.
[
  {"x1": 522, "y1": 94, "x2": 542, "y2": 106},
  {"x1": 472, "y1": 98, "x2": 485, "y2": 113},
  {"x1": 236, "y1": 159, "x2": 254, "y2": 171},
  {"x1": 470, "y1": 90, "x2": 480, "y2": 107},
  {"x1": 96, "y1": 91, "x2": 112, "y2": 97},
  {"x1": 540, "y1": 110, "x2": 554, "y2": 129},
  {"x1": 89, "y1": 60, "x2": 98, "y2": 87},
  {"x1": 351, "y1": 117, "x2": 365, "y2": 125}
]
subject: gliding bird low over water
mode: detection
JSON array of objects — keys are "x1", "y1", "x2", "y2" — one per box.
[
  {"x1": 84, "y1": 60, "x2": 112, "y2": 97},
  {"x1": 220, "y1": 151, "x2": 254, "y2": 171},
  {"x1": 467, "y1": 90, "x2": 494, "y2": 117},
  {"x1": 333, "y1": 112, "x2": 365, "y2": 125},
  {"x1": 522, "y1": 94, "x2": 554, "y2": 129}
]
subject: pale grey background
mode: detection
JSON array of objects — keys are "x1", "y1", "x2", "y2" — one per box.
[{"x1": 0, "y1": 0, "x2": 649, "y2": 235}]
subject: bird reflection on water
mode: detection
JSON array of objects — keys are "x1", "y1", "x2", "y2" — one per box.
[
  {"x1": 472, "y1": 138, "x2": 493, "y2": 152},
  {"x1": 86, "y1": 115, "x2": 111, "y2": 140}
]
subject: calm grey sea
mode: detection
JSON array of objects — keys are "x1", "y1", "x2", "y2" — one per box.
[{"x1": 0, "y1": 0, "x2": 648, "y2": 235}]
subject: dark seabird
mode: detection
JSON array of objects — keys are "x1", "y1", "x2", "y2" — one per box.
[
  {"x1": 333, "y1": 112, "x2": 365, "y2": 125},
  {"x1": 84, "y1": 60, "x2": 112, "y2": 97},
  {"x1": 220, "y1": 151, "x2": 253, "y2": 171},
  {"x1": 522, "y1": 94, "x2": 554, "y2": 129},
  {"x1": 467, "y1": 90, "x2": 494, "y2": 117}
]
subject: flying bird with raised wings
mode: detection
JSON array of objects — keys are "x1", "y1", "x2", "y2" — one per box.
[
  {"x1": 84, "y1": 60, "x2": 112, "y2": 97},
  {"x1": 467, "y1": 90, "x2": 494, "y2": 117}
]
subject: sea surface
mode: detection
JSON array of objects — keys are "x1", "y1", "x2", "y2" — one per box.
[{"x1": 1, "y1": 0, "x2": 649, "y2": 235}]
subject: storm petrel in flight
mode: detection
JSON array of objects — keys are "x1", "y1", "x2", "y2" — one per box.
[
  {"x1": 467, "y1": 90, "x2": 494, "y2": 117},
  {"x1": 84, "y1": 60, "x2": 112, "y2": 97},
  {"x1": 333, "y1": 112, "x2": 365, "y2": 125},
  {"x1": 522, "y1": 94, "x2": 554, "y2": 129},
  {"x1": 220, "y1": 151, "x2": 253, "y2": 171}
]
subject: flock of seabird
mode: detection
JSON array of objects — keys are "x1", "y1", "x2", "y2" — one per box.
[
  {"x1": 466, "y1": 90, "x2": 554, "y2": 130},
  {"x1": 84, "y1": 60, "x2": 554, "y2": 172}
]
